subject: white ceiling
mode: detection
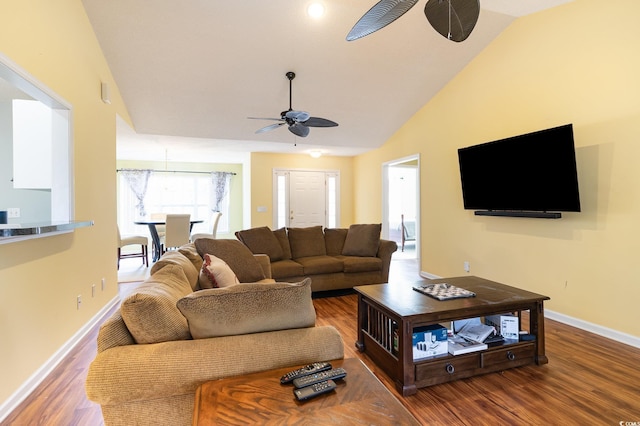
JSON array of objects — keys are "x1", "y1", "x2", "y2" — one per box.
[{"x1": 81, "y1": 0, "x2": 574, "y2": 162}]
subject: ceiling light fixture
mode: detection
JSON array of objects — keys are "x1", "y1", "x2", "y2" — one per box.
[
  {"x1": 307, "y1": 3, "x2": 325, "y2": 19},
  {"x1": 309, "y1": 150, "x2": 322, "y2": 158}
]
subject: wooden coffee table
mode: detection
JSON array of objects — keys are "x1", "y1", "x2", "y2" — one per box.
[
  {"x1": 192, "y1": 358, "x2": 419, "y2": 425},
  {"x1": 355, "y1": 276, "x2": 550, "y2": 396}
]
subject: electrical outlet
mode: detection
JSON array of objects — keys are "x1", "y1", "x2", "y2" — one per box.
[
  {"x1": 92, "y1": 284, "x2": 96, "y2": 297},
  {"x1": 77, "y1": 295, "x2": 82, "y2": 310},
  {"x1": 101, "y1": 278, "x2": 106, "y2": 291},
  {"x1": 7, "y1": 208, "x2": 20, "y2": 218},
  {"x1": 464, "y1": 261, "x2": 470, "y2": 273}
]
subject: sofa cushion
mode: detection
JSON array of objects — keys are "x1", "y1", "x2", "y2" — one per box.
[
  {"x1": 235, "y1": 226, "x2": 284, "y2": 262},
  {"x1": 150, "y1": 250, "x2": 200, "y2": 291},
  {"x1": 296, "y1": 256, "x2": 344, "y2": 275},
  {"x1": 199, "y1": 253, "x2": 240, "y2": 289},
  {"x1": 178, "y1": 243, "x2": 204, "y2": 272},
  {"x1": 342, "y1": 223, "x2": 381, "y2": 257},
  {"x1": 273, "y1": 227, "x2": 292, "y2": 260},
  {"x1": 270, "y1": 259, "x2": 305, "y2": 279},
  {"x1": 195, "y1": 239, "x2": 266, "y2": 283},
  {"x1": 120, "y1": 265, "x2": 192, "y2": 344},
  {"x1": 339, "y1": 255, "x2": 383, "y2": 273},
  {"x1": 288, "y1": 226, "x2": 326, "y2": 259},
  {"x1": 176, "y1": 278, "x2": 316, "y2": 339},
  {"x1": 324, "y1": 228, "x2": 348, "y2": 255}
]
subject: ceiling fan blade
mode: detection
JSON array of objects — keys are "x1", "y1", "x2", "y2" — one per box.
[
  {"x1": 285, "y1": 110, "x2": 311, "y2": 122},
  {"x1": 247, "y1": 117, "x2": 284, "y2": 122},
  {"x1": 255, "y1": 122, "x2": 285, "y2": 134},
  {"x1": 303, "y1": 117, "x2": 339, "y2": 128},
  {"x1": 346, "y1": 0, "x2": 419, "y2": 41},
  {"x1": 424, "y1": 0, "x2": 480, "y2": 42},
  {"x1": 288, "y1": 123, "x2": 310, "y2": 137}
]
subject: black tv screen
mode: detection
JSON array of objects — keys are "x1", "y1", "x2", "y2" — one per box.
[{"x1": 458, "y1": 124, "x2": 581, "y2": 215}]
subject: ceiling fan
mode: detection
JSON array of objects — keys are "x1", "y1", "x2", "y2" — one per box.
[
  {"x1": 249, "y1": 71, "x2": 338, "y2": 138},
  {"x1": 346, "y1": 0, "x2": 480, "y2": 43}
]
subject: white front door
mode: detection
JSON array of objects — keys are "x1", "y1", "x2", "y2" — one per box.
[{"x1": 289, "y1": 171, "x2": 326, "y2": 227}]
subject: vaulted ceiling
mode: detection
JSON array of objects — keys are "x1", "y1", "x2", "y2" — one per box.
[{"x1": 82, "y1": 0, "x2": 573, "y2": 161}]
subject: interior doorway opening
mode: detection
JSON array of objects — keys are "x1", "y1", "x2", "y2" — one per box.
[{"x1": 383, "y1": 155, "x2": 419, "y2": 259}]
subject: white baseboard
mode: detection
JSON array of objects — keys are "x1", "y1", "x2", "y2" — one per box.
[
  {"x1": 0, "y1": 296, "x2": 120, "y2": 423},
  {"x1": 419, "y1": 270, "x2": 640, "y2": 349}
]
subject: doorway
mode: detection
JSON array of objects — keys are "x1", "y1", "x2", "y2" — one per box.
[
  {"x1": 273, "y1": 169, "x2": 340, "y2": 229},
  {"x1": 382, "y1": 155, "x2": 419, "y2": 259}
]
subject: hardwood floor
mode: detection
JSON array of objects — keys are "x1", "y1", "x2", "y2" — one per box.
[{"x1": 4, "y1": 257, "x2": 640, "y2": 425}]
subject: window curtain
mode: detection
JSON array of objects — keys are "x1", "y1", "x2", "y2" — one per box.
[
  {"x1": 120, "y1": 169, "x2": 152, "y2": 217},
  {"x1": 211, "y1": 172, "x2": 233, "y2": 212}
]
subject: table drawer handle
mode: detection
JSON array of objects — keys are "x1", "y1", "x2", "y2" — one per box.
[
  {"x1": 445, "y1": 363, "x2": 455, "y2": 374},
  {"x1": 507, "y1": 351, "x2": 516, "y2": 361}
]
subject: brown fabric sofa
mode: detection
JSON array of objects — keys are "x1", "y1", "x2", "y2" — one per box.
[
  {"x1": 85, "y1": 243, "x2": 344, "y2": 426},
  {"x1": 235, "y1": 224, "x2": 397, "y2": 293}
]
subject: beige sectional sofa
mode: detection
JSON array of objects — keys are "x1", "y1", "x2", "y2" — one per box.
[
  {"x1": 235, "y1": 224, "x2": 397, "y2": 293},
  {"x1": 86, "y1": 242, "x2": 344, "y2": 426}
]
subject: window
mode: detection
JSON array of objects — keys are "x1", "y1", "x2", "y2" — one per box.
[{"x1": 118, "y1": 171, "x2": 230, "y2": 237}]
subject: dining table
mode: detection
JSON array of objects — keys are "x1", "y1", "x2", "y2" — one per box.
[{"x1": 134, "y1": 218, "x2": 203, "y2": 262}]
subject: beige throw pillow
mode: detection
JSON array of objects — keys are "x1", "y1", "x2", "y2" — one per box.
[
  {"x1": 235, "y1": 226, "x2": 284, "y2": 262},
  {"x1": 194, "y1": 239, "x2": 266, "y2": 283},
  {"x1": 287, "y1": 226, "x2": 326, "y2": 258},
  {"x1": 120, "y1": 265, "x2": 192, "y2": 344},
  {"x1": 198, "y1": 253, "x2": 240, "y2": 289},
  {"x1": 342, "y1": 223, "x2": 381, "y2": 257},
  {"x1": 176, "y1": 278, "x2": 316, "y2": 339}
]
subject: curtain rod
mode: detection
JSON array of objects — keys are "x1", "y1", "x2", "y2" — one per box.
[{"x1": 116, "y1": 169, "x2": 236, "y2": 175}]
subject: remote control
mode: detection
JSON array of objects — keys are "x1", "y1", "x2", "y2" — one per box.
[
  {"x1": 280, "y1": 362, "x2": 332, "y2": 384},
  {"x1": 293, "y1": 380, "x2": 337, "y2": 401},
  {"x1": 293, "y1": 368, "x2": 347, "y2": 388}
]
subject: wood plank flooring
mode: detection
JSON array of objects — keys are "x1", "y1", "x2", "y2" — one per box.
[{"x1": 3, "y1": 257, "x2": 640, "y2": 425}]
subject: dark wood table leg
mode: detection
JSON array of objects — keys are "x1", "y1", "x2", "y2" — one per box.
[
  {"x1": 355, "y1": 294, "x2": 366, "y2": 352},
  {"x1": 146, "y1": 224, "x2": 161, "y2": 262},
  {"x1": 530, "y1": 300, "x2": 549, "y2": 365}
]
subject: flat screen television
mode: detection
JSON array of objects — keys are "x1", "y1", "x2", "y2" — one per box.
[{"x1": 457, "y1": 124, "x2": 580, "y2": 219}]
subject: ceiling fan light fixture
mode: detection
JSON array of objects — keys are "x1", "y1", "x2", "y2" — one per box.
[
  {"x1": 309, "y1": 150, "x2": 323, "y2": 158},
  {"x1": 307, "y1": 3, "x2": 325, "y2": 19}
]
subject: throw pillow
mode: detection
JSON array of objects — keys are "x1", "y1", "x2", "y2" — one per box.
[
  {"x1": 324, "y1": 228, "x2": 348, "y2": 255},
  {"x1": 194, "y1": 239, "x2": 266, "y2": 283},
  {"x1": 120, "y1": 265, "x2": 192, "y2": 344},
  {"x1": 342, "y1": 223, "x2": 381, "y2": 257},
  {"x1": 287, "y1": 226, "x2": 326, "y2": 259},
  {"x1": 273, "y1": 227, "x2": 292, "y2": 260},
  {"x1": 176, "y1": 278, "x2": 316, "y2": 339},
  {"x1": 199, "y1": 253, "x2": 240, "y2": 289},
  {"x1": 235, "y1": 226, "x2": 284, "y2": 262}
]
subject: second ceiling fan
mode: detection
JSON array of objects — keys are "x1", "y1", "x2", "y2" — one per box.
[{"x1": 249, "y1": 71, "x2": 338, "y2": 138}]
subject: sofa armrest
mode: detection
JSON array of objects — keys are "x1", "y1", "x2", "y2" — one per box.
[
  {"x1": 377, "y1": 239, "x2": 398, "y2": 282},
  {"x1": 254, "y1": 253, "x2": 272, "y2": 279},
  {"x1": 86, "y1": 326, "x2": 343, "y2": 405}
]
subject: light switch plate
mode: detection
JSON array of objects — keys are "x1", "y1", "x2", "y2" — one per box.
[{"x1": 7, "y1": 208, "x2": 20, "y2": 218}]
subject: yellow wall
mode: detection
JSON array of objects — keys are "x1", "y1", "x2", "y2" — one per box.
[
  {"x1": 355, "y1": 0, "x2": 640, "y2": 338},
  {"x1": 0, "y1": 0, "x2": 130, "y2": 403},
  {"x1": 250, "y1": 152, "x2": 355, "y2": 228},
  {"x1": 116, "y1": 160, "x2": 244, "y2": 238}
]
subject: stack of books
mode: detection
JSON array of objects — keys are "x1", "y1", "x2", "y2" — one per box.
[{"x1": 447, "y1": 322, "x2": 495, "y2": 355}]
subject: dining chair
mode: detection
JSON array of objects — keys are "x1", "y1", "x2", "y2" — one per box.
[
  {"x1": 191, "y1": 211, "x2": 222, "y2": 242},
  {"x1": 117, "y1": 225, "x2": 148, "y2": 269},
  {"x1": 162, "y1": 214, "x2": 191, "y2": 252}
]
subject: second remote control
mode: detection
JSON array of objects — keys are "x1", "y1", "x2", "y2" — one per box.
[
  {"x1": 293, "y1": 380, "x2": 337, "y2": 401},
  {"x1": 293, "y1": 368, "x2": 347, "y2": 388},
  {"x1": 280, "y1": 362, "x2": 332, "y2": 384}
]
